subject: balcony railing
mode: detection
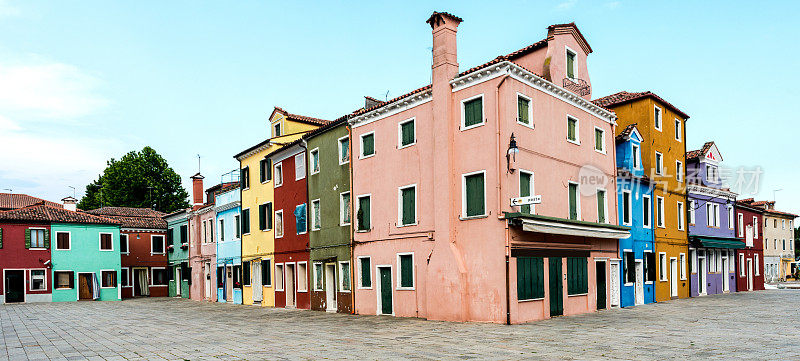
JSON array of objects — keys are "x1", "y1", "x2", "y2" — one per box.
[{"x1": 563, "y1": 77, "x2": 591, "y2": 96}]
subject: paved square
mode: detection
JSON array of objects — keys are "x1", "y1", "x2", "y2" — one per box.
[{"x1": 2, "y1": 290, "x2": 799, "y2": 360}]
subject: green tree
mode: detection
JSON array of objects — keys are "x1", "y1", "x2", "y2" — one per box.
[{"x1": 78, "y1": 146, "x2": 190, "y2": 213}]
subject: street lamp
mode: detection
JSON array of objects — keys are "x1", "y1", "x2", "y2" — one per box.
[{"x1": 506, "y1": 133, "x2": 519, "y2": 174}]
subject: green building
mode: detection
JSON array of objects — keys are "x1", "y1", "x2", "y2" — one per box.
[
  {"x1": 165, "y1": 210, "x2": 191, "y2": 298},
  {"x1": 305, "y1": 119, "x2": 353, "y2": 313}
]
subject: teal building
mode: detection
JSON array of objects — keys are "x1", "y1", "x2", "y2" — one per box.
[{"x1": 165, "y1": 209, "x2": 191, "y2": 298}]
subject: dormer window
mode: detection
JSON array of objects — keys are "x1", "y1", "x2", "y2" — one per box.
[
  {"x1": 274, "y1": 123, "x2": 282, "y2": 137},
  {"x1": 706, "y1": 164, "x2": 717, "y2": 182},
  {"x1": 632, "y1": 144, "x2": 640, "y2": 168},
  {"x1": 566, "y1": 48, "x2": 577, "y2": 80}
]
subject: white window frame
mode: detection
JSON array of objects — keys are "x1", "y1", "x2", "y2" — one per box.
[
  {"x1": 516, "y1": 93, "x2": 534, "y2": 128},
  {"x1": 654, "y1": 151, "x2": 664, "y2": 175},
  {"x1": 356, "y1": 194, "x2": 372, "y2": 232},
  {"x1": 659, "y1": 252, "x2": 667, "y2": 281},
  {"x1": 654, "y1": 105, "x2": 662, "y2": 131},
  {"x1": 679, "y1": 253, "x2": 687, "y2": 280},
  {"x1": 340, "y1": 191, "x2": 351, "y2": 226},
  {"x1": 677, "y1": 201, "x2": 685, "y2": 231},
  {"x1": 296, "y1": 204, "x2": 307, "y2": 235},
  {"x1": 338, "y1": 135, "x2": 350, "y2": 165},
  {"x1": 642, "y1": 194, "x2": 651, "y2": 229},
  {"x1": 518, "y1": 169, "x2": 535, "y2": 214},
  {"x1": 688, "y1": 200, "x2": 696, "y2": 225},
  {"x1": 274, "y1": 263, "x2": 284, "y2": 291},
  {"x1": 621, "y1": 190, "x2": 632, "y2": 226},
  {"x1": 357, "y1": 256, "x2": 372, "y2": 289},
  {"x1": 28, "y1": 227, "x2": 46, "y2": 249},
  {"x1": 55, "y1": 231, "x2": 71, "y2": 251},
  {"x1": 728, "y1": 206, "x2": 734, "y2": 230},
  {"x1": 338, "y1": 261, "x2": 351, "y2": 293},
  {"x1": 99, "y1": 232, "x2": 114, "y2": 251},
  {"x1": 151, "y1": 235, "x2": 166, "y2": 255},
  {"x1": 309, "y1": 147, "x2": 320, "y2": 175},
  {"x1": 397, "y1": 184, "x2": 418, "y2": 227},
  {"x1": 738, "y1": 213, "x2": 744, "y2": 237},
  {"x1": 656, "y1": 196, "x2": 665, "y2": 228},
  {"x1": 396, "y1": 252, "x2": 415, "y2": 291},
  {"x1": 53, "y1": 270, "x2": 74, "y2": 290},
  {"x1": 753, "y1": 216, "x2": 759, "y2": 239},
  {"x1": 755, "y1": 254, "x2": 760, "y2": 276},
  {"x1": 593, "y1": 126, "x2": 606, "y2": 154},
  {"x1": 739, "y1": 253, "x2": 746, "y2": 277},
  {"x1": 674, "y1": 118, "x2": 682, "y2": 141},
  {"x1": 566, "y1": 115, "x2": 580, "y2": 145},
  {"x1": 312, "y1": 262, "x2": 324, "y2": 291},
  {"x1": 782, "y1": 219, "x2": 785, "y2": 229},
  {"x1": 120, "y1": 267, "x2": 130, "y2": 288},
  {"x1": 295, "y1": 153, "x2": 306, "y2": 181},
  {"x1": 460, "y1": 93, "x2": 485, "y2": 131},
  {"x1": 296, "y1": 262, "x2": 308, "y2": 292},
  {"x1": 29, "y1": 269, "x2": 47, "y2": 292},
  {"x1": 397, "y1": 117, "x2": 416, "y2": 149},
  {"x1": 274, "y1": 210, "x2": 284, "y2": 238},
  {"x1": 632, "y1": 144, "x2": 640, "y2": 169},
  {"x1": 461, "y1": 170, "x2": 487, "y2": 219},
  {"x1": 311, "y1": 199, "x2": 321, "y2": 231},
  {"x1": 273, "y1": 162, "x2": 283, "y2": 187},
  {"x1": 150, "y1": 267, "x2": 168, "y2": 286},
  {"x1": 99, "y1": 269, "x2": 117, "y2": 289},
  {"x1": 359, "y1": 131, "x2": 376, "y2": 159},
  {"x1": 565, "y1": 46, "x2": 578, "y2": 80},
  {"x1": 676, "y1": 160, "x2": 683, "y2": 182}
]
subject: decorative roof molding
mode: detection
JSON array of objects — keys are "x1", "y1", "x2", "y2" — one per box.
[
  {"x1": 121, "y1": 228, "x2": 167, "y2": 233},
  {"x1": 349, "y1": 90, "x2": 433, "y2": 128},
  {"x1": 215, "y1": 201, "x2": 241, "y2": 213},
  {"x1": 235, "y1": 140, "x2": 272, "y2": 161},
  {"x1": 450, "y1": 61, "x2": 617, "y2": 124},
  {"x1": 687, "y1": 184, "x2": 737, "y2": 201}
]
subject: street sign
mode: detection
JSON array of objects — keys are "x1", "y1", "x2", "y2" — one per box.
[{"x1": 510, "y1": 195, "x2": 541, "y2": 207}]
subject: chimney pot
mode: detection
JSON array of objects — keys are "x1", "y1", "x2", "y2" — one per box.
[
  {"x1": 61, "y1": 196, "x2": 78, "y2": 211},
  {"x1": 191, "y1": 173, "x2": 204, "y2": 209}
]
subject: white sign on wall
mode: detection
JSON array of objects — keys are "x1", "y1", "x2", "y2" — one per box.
[{"x1": 510, "y1": 195, "x2": 542, "y2": 207}]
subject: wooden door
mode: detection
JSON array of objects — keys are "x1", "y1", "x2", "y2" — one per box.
[
  {"x1": 4, "y1": 271, "x2": 24, "y2": 303},
  {"x1": 79, "y1": 274, "x2": 92, "y2": 300},
  {"x1": 548, "y1": 258, "x2": 563, "y2": 317},
  {"x1": 379, "y1": 267, "x2": 392, "y2": 315},
  {"x1": 325, "y1": 264, "x2": 336, "y2": 311},
  {"x1": 596, "y1": 261, "x2": 606, "y2": 310}
]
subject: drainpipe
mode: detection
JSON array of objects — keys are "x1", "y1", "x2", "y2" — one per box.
[
  {"x1": 348, "y1": 123, "x2": 356, "y2": 314},
  {"x1": 299, "y1": 138, "x2": 312, "y2": 307},
  {"x1": 496, "y1": 73, "x2": 511, "y2": 325}
]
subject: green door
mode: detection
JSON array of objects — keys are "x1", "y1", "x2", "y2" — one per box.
[
  {"x1": 380, "y1": 268, "x2": 392, "y2": 315},
  {"x1": 596, "y1": 261, "x2": 606, "y2": 310},
  {"x1": 548, "y1": 258, "x2": 563, "y2": 316},
  {"x1": 4, "y1": 270, "x2": 24, "y2": 303}
]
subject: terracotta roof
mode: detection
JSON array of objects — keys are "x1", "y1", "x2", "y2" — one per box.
[
  {"x1": 738, "y1": 198, "x2": 754, "y2": 203},
  {"x1": 217, "y1": 182, "x2": 240, "y2": 195},
  {"x1": 592, "y1": 91, "x2": 690, "y2": 120},
  {"x1": 686, "y1": 141, "x2": 715, "y2": 161},
  {"x1": 273, "y1": 107, "x2": 330, "y2": 126},
  {"x1": 265, "y1": 138, "x2": 304, "y2": 159},
  {"x1": 751, "y1": 201, "x2": 774, "y2": 206},
  {"x1": 615, "y1": 123, "x2": 637, "y2": 142},
  {"x1": 352, "y1": 84, "x2": 432, "y2": 116},
  {"x1": 303, "y1": 117, "x2": 349, "y2": 140},
  {"x1": 0, "y1": 193, "x2": 63, "y2": 210},
  {"x1": 765, "y1": 209, "x2": 798, "y2": 218},
  {"x1": 85, "y1": 207, "x2": 166, "y2": 229},
  {"x1": 0, "y1": 204, "x2": 120, "y2": 225},
  {"x1": 547, "y1": 23, "x2": 592, "y2": 54}
]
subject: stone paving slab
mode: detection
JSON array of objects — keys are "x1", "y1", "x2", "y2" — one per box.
[{"x1": 1, "y1": 290, "x2": 799, "y2": 360}]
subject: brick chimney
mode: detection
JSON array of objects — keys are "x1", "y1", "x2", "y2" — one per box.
[
  {"x1": 191, "y1": 173, "x2": 204, "y2": 210},
  {"x1": 427, "y1": 12, "x2": 462, "y2": 87},
  {"x1": 61, "y1": 196, "x2": 78, "y2": 211}
]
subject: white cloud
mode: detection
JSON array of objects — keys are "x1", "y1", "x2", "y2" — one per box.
[{"x1": 555, "y1": 0, "x2": 578, "y2": 11}]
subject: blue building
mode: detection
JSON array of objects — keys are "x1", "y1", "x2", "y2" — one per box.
[
  {"x1": 215, "y1": 179, "x2": 242, "y2": 304},
  {"x1": 615, "y1": 124, "x2": 656, "y2": 307}
]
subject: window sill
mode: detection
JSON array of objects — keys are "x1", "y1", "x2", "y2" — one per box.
[
  {"x1": 359, "y1": 154, "x2": 375, "y2": 160},
  {"x1": 398, "y1": 143, "x2": 416, "y2": 150},
  {"x1": 356, "y1": 229, "x2": 371, "y2": 233},
  {"x1": 396, "y1": 287, "x2": 415, "y2": 291},
  {"x1": 644, "y1": 281, "x2": 654, "y2": 285},
  {"x1": 29, "y1": 247, "x2": 47, "y2": 250},
  {"x1": 460, "y1": 122, "x2": 486, "y2": 132},
  {"x1": 567, "y1": 139, "x2": 581, "y2": 146},
  {"x1": 261, "y1": 229, "x2": 272, "y2": 232},
  {"x1": 623, "y1": 282, "x2": 634, "y2": 287},
  {"x1": 357, "y1": 286, "x2": 373, "y2": 290},
  {"x1": 55, "y1": 287, "x2": 73, "y2": 290},
  {"x1": 297, "y1": 289, "x2": 308, "y2": 293},
  {"x1": 567, "y1": 293, "x2": 588, "y2": 297},
  {"x1": 460, "y1": 214, "x2": 488, "y2": 221},
  {"x1": 518, "y1": 297, "x2": 544, "y2": 303},
  {"x1": 397, "y1": 223, "x2": 418, "y2": 228},
  {"x1": 99, "y1": 250, "x2": 114, "y2": 252},
  {"x1": 339, "y1": 160, "x2": 350, "y2": 166},
  {"x1": 594, "y1": 149, "x2": 606, "y2": 155},
  {"x1": 340, "y1": 223, "x2": 352, "y2": 227},
  {"x1": 516, "y1": 121, "x2": 534, "y2": 129}
]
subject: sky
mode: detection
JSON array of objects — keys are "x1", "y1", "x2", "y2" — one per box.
[{"x1": 1, "y1": 0, "x2": 798, "y2": 217}]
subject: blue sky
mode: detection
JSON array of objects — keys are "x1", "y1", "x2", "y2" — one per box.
[{"x1": 1, "y1": 1, "x2": 798, "y2": 216}]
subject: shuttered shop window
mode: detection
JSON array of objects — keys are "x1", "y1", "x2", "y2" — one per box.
[
  {"x1": 567, "y1": 257, "x2": 588, "y2": 295},
  {"x1": 465, "y1": 173, "x2": 485, "y2": 217},
  {"x1": 517, "y1": 257, "x2": 544, "y2": 300},
  {"x1": 463, "y1": 97, "x2": 483, "y2": 127}
]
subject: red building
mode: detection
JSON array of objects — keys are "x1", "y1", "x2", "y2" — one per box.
[
  {"x1": 0, "y1": 214, "x2": 53, "y2": 303},
  {"x1": 734, "y1": 199, "x2": 765, "y2": 291},
  {"x1": 86, "y1": 207, "x2": 168, "y2": 298},
  {"x1": 269, "y1": 140, "x2": 311, "y2": 309}
]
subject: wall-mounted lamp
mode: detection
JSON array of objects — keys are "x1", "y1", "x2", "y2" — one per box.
[{"x1": 506, "y1": 133, "x2": 519, "y2": 174}]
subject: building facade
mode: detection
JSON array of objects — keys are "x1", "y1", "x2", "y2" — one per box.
[
  {"x1": 0, "y1": 214, "x2": 53, "y2": 303},
  {"x1": 615, "y1": 124, "x2": 656, "y2": 307},
  {"x1": 594, "y1": 91, "x2": 690, "y2": 301},
  {"x1": 215, "y1": 182, "x2": 242, "y2": 304},
  {"x1": 165, "y1": 209, "x2": 191, "y2": 298},
  {"x1": 305, "y1": 119, "x2": 354, "y2": 313},
  {"x1": 685, "y1": 142, "x2": 740, "y2": 296},
  {"x1": 734, "y1": 199, "x2": 765, "y2": 291},
  {"x1": 757, "y1": 201, "x2": 797, "y2": 282}
]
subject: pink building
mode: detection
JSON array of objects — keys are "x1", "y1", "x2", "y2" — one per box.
[
  {"x1": 188, "y1": 173, "x2": 225, "y2": 302},
  {"x1": 349, "y1": 12, "x2": 627, "y2": 324}
]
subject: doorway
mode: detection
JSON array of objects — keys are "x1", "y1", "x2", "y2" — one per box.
[
  {"x1": 596, "y1": 261, "x2": 606, "y2": 310},
  {"x1": 78, "y1": 273, "x2": 94, "y2": 300},
  {"x1": 252, "y1": 261, "x2": 262, "y2": 303},
  {"x1": 698, "y1": 257, "x2": 707, "y2": 295},
  {"x1": 747, "y1": 259, "x2": 754, "y2": 291},
  {"x1": 204, "y1": 263, "x2": 212, "y2": 300},
  {"x1": 378, "y1": 266, "x2": 392, "y2": 315},
  {"x1": 174, "y1": 267, "x2": 181, "y2": 296},
  {"x1": 634, "y1": 260, "x2": 644, "y2": 305},
  {"x1": 134, "y1": 268, "x2": 149, "y2": 297},
  {"x1": 285, "y1": 263, "x2": 296, "y2": 307},
  {"x1": 548, "y1": 257, "x2": 563, "y2": 317},
  {"x1": 325, "y1": 263, "x2": 337, "y2": 312},
  {"x1": 226, "y1": 265, "x2": 233, "y2": 301},
  {"x1": 669, "y1": 258, "x2": 678, "y2": 298},
  {"x1": 4, "y1": 270, "x2": 24, "y2": 303},
  {"x1": 721, "y1": 256, "x2": 729, "y2": 292},
  {"x1": 609, "y1": 260, "x2": 620, "y2": 307}
]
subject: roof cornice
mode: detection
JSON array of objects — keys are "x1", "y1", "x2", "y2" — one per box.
[
  {"x1": 687, "y1": 184, "x2": 737, "y2": 200},
  {"x1": 235, "y1": 140, "x2": 272, "y2": 161},
  {"x1": 349, "y1": 89, "x2": 433, "y2": 128}
]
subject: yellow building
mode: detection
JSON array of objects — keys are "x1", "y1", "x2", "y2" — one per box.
[
  {"x1": 594, "y1": 92, "x2": 690, "y2": 301},
  {"x1": 234, "y1": 107, "x2": 328, "y2": 306}
]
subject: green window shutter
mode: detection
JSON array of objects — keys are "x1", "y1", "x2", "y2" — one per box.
[
  {"x1": 567, "y1": 53, "x2": 575, "y2": 78},
  {"x1": 402, "y1": 188, "x2": 415, "y2": 225},
  {"x1": 520, "y1": 173, "x2": 531, "y2": 214},
  {"x1": 567, "y1": 257, "x2": 588, "y2": 295},
  {"x1": 243, "y1": 262, "x2": 250, "y2": 286},
  {"x1": 259, "y1": 204, "x2": 267, "y2": 230},
  {"x1": 25, "y1": 229, "x2": 31, "y2": 249},
  {"x1": 361, "y1": 258, "x2": 371, "y2": 288},
  {"x1": 567, "y1": 118, "x2": 576, "y2": 141},
  {"x1": 266, "y1": 204, "x2": 273, "y2": 230},
  {"x1": 44, "y1": 229, "x2": 50, "y2": 249},
  {"x1": 597, "y1": 191, "x2": 605, "y2": 223},
  {"x1": 595, "y1": 129, "x2": 603, "y2": 151},
  {"x1": 242, "y1": 210, "x2": 250, "y2": 234},
  {"x1": 0, "y1": 227, "x2": 3, "y2": 249},
  {"x1": 464, "y1": 98, "x2": 483, "y2": 127},
  {"x1": 465, "y1": 173, "x2": 485, "y2": 217},
  {"x1": 358, "y1": 197, "x2": 370, "y2": 231},
  {"x1": 401, "y1": 121, "x2": 415, "y2": 146},
  {"x1": 568, "y1": 183, "x2": 578, "y2": 220},
  {"x1": 517, "y1": 97, "x2": 529, "y2": 124},
  {"x1": 362, "y1": 134, "x2": 374, "y2": 156},
  {"x1": 259, "y1": 159, "x2": 266, "y2": 183},
  {"x1": 516, "y1": 257, "x2": 544, "y2": 300},
  {"x1": 400, "y1": 255, "x2": 413, "y2": 288}
]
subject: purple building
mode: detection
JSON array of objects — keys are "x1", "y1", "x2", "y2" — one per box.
[{"x1": 686, "y1": 142, "x2": 742, "y2": 296}]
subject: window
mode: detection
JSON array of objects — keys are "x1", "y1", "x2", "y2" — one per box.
[
  {"x1": 623, "y1": 251, "x2": 635, "y2": 284},
  {"x1": 517, "y1": 94, "x2": 532, "y2": 126},
  {"x1": 642, "y1": 194, "x2": 651, "y2": 228},
  {"x1": 689, "y1": 249, "x2": 696, "y2": 274},
  {"x1": 621, "y1": 190, "x2": 632, "y2": 226},
  {"x1": 737, "y1": 213, "x2": 744, "y2": 237},
  {"x1": 241, "y1": 209, "x2": 251, "y2": 234},
  {"x1": 753, "y1": 217, "x2": 759, "y2": 239},
  {"x1": 688, "y1": 200, "x2": 696, "y2": 225},
  {"x1": 399, "y1": 118, "x2": 416, "y2": 147},
  {"x1": 338, "y1": 136, "x2": 350, "y2": 164},
  {"x1": 398, "y1": 253, "x2": 414, "y2": 289},
  {"x1": 679, "y1": 253, "x2": 686, "y2": 280},
  {"x1": 709, "y1": 251, "x2": 716, "y2": 272},
  {"x1": 101, "y1": 270, "x2": 117, "y2": 288},
  {"x1": 360, "y1": 132, "x2": 375, "y2": 158},
  {"x1": 242, "y1": 262, "x2": 251, "y2": 286},
  {"x1": 121, "y1": 268, "x2": 130, "y2": 287},
  {"x1": 100, "y1": 233, "x2": 113, "y2": 251},
  {"x1": 656, "y1": 196, "x2": 665, "y2": 228},
  {"x1": 28, "y1": 229, "x2": 46, "y2": 248},
  {"x1": 273, "y1": 122, "x2": 282, "y2": 137},
  {"x1": 706, "y1": 165, "x2": 718, "y2": 183},
  {"x1": 644, "y1": 252, "x2": 656, "y2": 282},
  {"x1": 235, "y1": 215, "x2": 241, "y2": 238},
  {"x1": 677, "y1": 202, "x2": 685, "y2": 231},
  {"x1": 274, "y1": 264, "x2": 284, "y2": 291},
  {"x1": 203, "y1": 221, "x2": 207, "y2": 243},
  {"x1": 310, "y1": 148, "x2": 320, "y2": 175},
  {"x1": 569, "y1": 182, "x2": 580, "y2": 221},
  {"x1": 674, "y1": 118, "x2": 682, "y2": 141},
  {"x1": 782, "y1": 219, "x2": 786, "y2": 229},
  {"x1": 461, "y1": 95, "x2": 484, "y2": 129},
  {"x1": 295, "y1": 153, "x2": 306, "y2": 180},
  {"x1": 261, "y1": 259, "x2": 272, "y2": 287},
  {"x1": 358, "y1": 257, "x2": 371, "y2": 288},
  {"x1": 632, "y1": 144, "x2": 640, "y2": 168},
  {"x1": 463, "y1": 171, "x2": 486, "y2": 218},
  {"x1": 594, "y1": 127, "x2": 605, "y2": 153},
  {"x1": 654, "y1": 106, "x2": 662, "y2": 131},
  {"x1": 219, "y1": 219, "x2": 224, "y2": 242},
  {"x1": 519, "y1": 171, "x2": 534, "y2": 214},
  {"x1": 275, "y1": 210, "x2": 284, "y2": 238},
  {"x1": 566, "y1": 257, "x2": 588, "y2": 295},
  {"x1": 180, "y1": 225, "x2": 188, "y2": 244},
  {"x1": 356, "y1": 195, "x2": 371, "y2": 231},
  {"x1": 258, "y1": 203, "x2": 272, "y2": 231},
  {"x1": 783, "y1": 239, "x2": 786, "y2": 251},
  {"x1": 273, "y1": 162, "x2": 283, "y2": 187},
  {"x1": 54, "y1": 271, "x2": 74, "y2": 289},
  {"x1": 516, "y1": 257, "x2": 544, "y2": 300},
  {"x1": 259, "y1": 158, "x2": 272, "y2": 183},
  {"x1": 340, "y1": 192, "x2": 351, "y2": 226},
  {"x1": 30, "y1": 270, "x2": 46, "y2": 291},
  {"x1": 313, "y1": 263, "x2": 323, "y2": 291},
  {"x1": 399, "y1": 185, "x2": 416, "y2": 226},
  {"x1": 152, "y1": 268, "x2": 168, "y2": 285},
  {"x1": 755, "y1": 254, "x2": 760, "y2": 276},
  {"x1": 297, "y1": 262, "x2": 308, "y2": 292},
  {"x1": 241, "y1": 167, "x2": 250, "y2": 189},
  {"x1": 311, "y1": 199, "x2": 321, "y2": 230},
  {"x1": 567, "y1": 116, "x2": 579, "y2": 143},
  {"x1": 151, "y1": 235, "x2": 165, "y2": 254},
  {"x1": 232, "y1": 265, "x2": 241, "y2": 288},
  {"x1": 655, "y1": 152, "x2": 664, "y2": 175},
  {"x1": 728, "y1": 207, "x2": 734, "y2": 230},
  {"x1": 676, "y1": 161, "x2": 683, "y2": 182},
  {"x1": 295, "y1": 203, "x2": 307, "y2": 234},
  {"x1": 659, "y1": 253, "x2": 667, "y2": 281},
  {"x1": 706, "y1": 203, "x2": 720, "y2": 228},
  {"x1": 566, "y1": 48, "x2": 577, "y2": 79},
  {"x1": 339, "y1": 261, "x2": 351, "y2": 292},
  {"x1": 56, "y1": 232, "x2": 70, "y2": 250}
]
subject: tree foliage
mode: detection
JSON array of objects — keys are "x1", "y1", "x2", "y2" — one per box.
[{"x1": 78, "y1": 147, "x2": 190, "y2": 213}]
